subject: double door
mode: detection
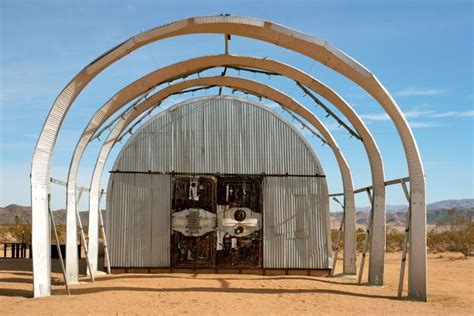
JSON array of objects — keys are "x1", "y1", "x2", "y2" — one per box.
[{"x1": 170, "y1": 175, "x2": 263, "y2": 268}]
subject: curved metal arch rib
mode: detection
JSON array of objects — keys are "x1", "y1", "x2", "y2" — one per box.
[
  {"x1": 86, "y1": 76, "x2": 351, "y2": 276},
  {"x1": 32, "y1": 15, "x2": 425, "y2": 300},
  {"x1": 84, "y1": 54, "x2": 387, "y2": 279}
]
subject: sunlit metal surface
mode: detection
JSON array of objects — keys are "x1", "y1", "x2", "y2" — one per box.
[{"x1": 107, "y1": 97, "x2": 329, "y2": 268}]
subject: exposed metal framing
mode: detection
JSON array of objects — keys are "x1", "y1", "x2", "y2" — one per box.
[
  {"x1": 296, "y1": 82, "x2": 361, "y2": 141},
  {"x1": 98, "y1": 189, "x2": 112, "y2": 274},
  {"x1": 75, "y1": 206, "x2": 95, "y2": 282},
  {"x1": 329, "y1": 176, "x2": 410, "y2": 197},
  {"x1": 398, "y1": 179, "x2": 412, "y2": 298},
  {"x1": 50, "y1": 177, "x2": 100, "y2": 282},
  {"x1": 218, "y1": 67, "x2": 227, "y2": 95},
  {"x1": 82, "y1": 56, "x2": 387, "y2": 280},
  {"x1": 280, "y1": 107, "x2": 328, "y2": 145},
  {"x1": 331, "y1": 196, "x2": 345, "y2": 276},
  {"x1": 48, "y1": 194, "x2": 70, "y2": 295},
  {"x1": 358, "y1": 188, "x2": 374, "y2": 284},
  {"x1": 50, "y1": 177, "x2": 95, "y2": 282},
  {"x1": 79, "y1": 76, "x2": 356, "y2": 280},
  {"x1": 50, "y1": 177, "x2": 89, "y2": 193},
  {"x1": 69, "y1": 54, "x2": 391, "y2": 283},
  {"x1": 92, "y1": 90, "x2": 153, "y2": 142},
  {"x1": 30, "y1": 16, "x2": 426, "y2": 301},
  {"x1": 117, "y1": 102, "x2": 163, "y2": 143}
]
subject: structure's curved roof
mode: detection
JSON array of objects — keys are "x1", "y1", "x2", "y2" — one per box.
[{"x1": 113, "y1": 95, "x2": 325, "y2": 175}]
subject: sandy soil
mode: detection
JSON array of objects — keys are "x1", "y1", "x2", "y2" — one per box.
[{"x1": 0, "y1": 252, "x2": 472, "y2": 315}]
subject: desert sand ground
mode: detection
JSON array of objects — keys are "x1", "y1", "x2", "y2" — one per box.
[{"x1": 0, "y1": 252, "x2": 472, "y2": 315}]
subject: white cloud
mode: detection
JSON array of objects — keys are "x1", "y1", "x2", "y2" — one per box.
[
  {"x1": 404, "y1": 110, "x2": 433, "y2": 118},
  {"x1": 430, "y1": 110, "x2": 474, "y2": 118},
  {"x1": 357, "y1": 108, "x2": 473, "y2": 129},
  {"x1": 393, "y1": 88, "x2": 447, "y2": 96},
  {"x1": 359, "y1": 113, "x2": 390, "y2": 121},
  {"x1": 359, "y1": 110, "x2": 432, "y2": 121},
  {"x1": 408, "y1": 121, "x2": 442, "y2": 128}
]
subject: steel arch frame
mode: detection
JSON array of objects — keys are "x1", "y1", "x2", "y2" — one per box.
[
  {"x1": 31, "y1": 15, "x2": 426, "y2": 300},
  {"x1": 68, "y1": 75, "x2": 354, "y2": 279},
  {"x1": 61, "y1": 54, "x2": 363, "y2": 284},
  {"x1": 80, "y1": 54, "x2": 386, "y2": 280}
]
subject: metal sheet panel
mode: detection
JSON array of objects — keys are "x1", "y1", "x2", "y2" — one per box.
[
  {"x1": 108, "y1": 97, "x2": 329, "y2": 269},
  {"x1": 113, "y1": 96, "x2": 323, "y2": 176},
  {"x1": 106, "y1": 174, "x2": 170, "y2": 267},
  {"x1": 263, "y1": 177, "x2": 330, "y2": 269}
]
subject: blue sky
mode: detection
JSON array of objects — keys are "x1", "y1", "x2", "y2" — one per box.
[{"x1": 0, "y1": 0, "x2": 473, "y2": 210}]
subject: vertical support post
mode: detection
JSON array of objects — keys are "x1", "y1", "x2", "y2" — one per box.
[
  {"x1": 48, "y1": 194, "x2": 70, "y2": 295},
  {"x1": 408, "y1": 185, "x2": 427, "y2": 301},
  {"x1": 369, "y1": 190, "x2": 385, "y2": 285},
  {"x1": 343, "y1": 192, "x2": 356, "y2": 275},
  {"x1": 76, "y1": 209, "x2": 95, "y2": 282},
  {"x1": 358, "y1": 188, "x2": 374, "y2": 284},
  {"x1": 331, "y1": 197, "x2": 345, "y2": 275},
  {"x1": 66, "y1": 187, "x2": 79, "y2": 284},
  {"x1": 398, "y1": 179, "x2": 411, "y2": 298},
  {"x1": 31, "y1": 183, "x2": 51, "y2": 297},
  {"x1": 224, "y1": 34, "x2": 230, "y2": 54},
  {"x1": 87, "y1": 193, "x2": 100, "y2": 278},
  {"x1": 98, "y1": 189, "x2": 111, "y2": 274}
]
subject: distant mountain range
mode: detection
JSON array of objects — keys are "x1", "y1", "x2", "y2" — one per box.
[
  {"x1": 353, "y1": 199, "x2": 474, "y2": 213},
  {"x1": 0, "y1": 205, "x2": 89, "y2": 226},
  {"x1": 1, "y1": 199, "x2": 473, "y2": 229},
  {"x1": 331, "y1": 199, "x2": 473, "y2": 229}
]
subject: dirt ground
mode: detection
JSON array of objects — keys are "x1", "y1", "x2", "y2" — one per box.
[{"x1": 0, "y1": 252, "x2": 472, "y2": 315}]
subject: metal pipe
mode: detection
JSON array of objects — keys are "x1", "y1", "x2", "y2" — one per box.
[{"x1": 48, "y1": 194, "x2": 70, "y2": 295}]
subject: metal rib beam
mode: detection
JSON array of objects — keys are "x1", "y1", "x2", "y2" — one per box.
[
  {"x1": 83, "y1": 75, "x2": 352, "y2": 279},
  {"x1": 31, "y1": 16, "x2": 425, "y2": 300},
  {"x1": 71, "y1": 54, "x2": 386, "y2": 280}
]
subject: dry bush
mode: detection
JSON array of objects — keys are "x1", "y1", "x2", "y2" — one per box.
[
  {"x1": 0, "y1": 216, "x2": 32, "y2": 243},
  {"x1": 356, "y1": 228, "x2": 366, "y2": 252},
  {"x1": 428, "y1": 213, "x2": 473, "y2": 256},
  {"x1": 427, "y1": 229, "x2": 474, "y2": 255},
  {"x1": 386, "y1": 226, "x2": 404, "y2": 252},
  {"x1": 331, "y1": 227, "x2": 377, "y2": 252}
]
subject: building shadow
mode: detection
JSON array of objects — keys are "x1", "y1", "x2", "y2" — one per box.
[{"x1": 60, "y1": 285, "x2": 396, "y2": 300}]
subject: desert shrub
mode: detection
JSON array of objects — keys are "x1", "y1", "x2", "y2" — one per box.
[
  {"x1": 427, "y1": 229, "x2": 449, "y2": 253},
  {"x1": 331, "y1": 229, "x2": 343, "y2": 250},
  {"x1": 386, "y1": 226, "x2": 404, "y2": 252},
  {"x1": 427, "y1": 213, "x2": 473, "y2": 256},
  {"x1": 356, "y1": 228, "x2": 366, "y2": 252},
  {"x1": 7, "y1": 216, "x2": 32, "y2": 242},
  {"x1": 331, "y1": 227, "x2": 375, "y2": 252}
]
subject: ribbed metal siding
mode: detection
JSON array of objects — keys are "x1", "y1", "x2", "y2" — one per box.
[
  {"x1": 108, "y1": 96, "x2": 329, "y2": 268},
  {"x1": 263, "y1": 177, "x2": 330, "y2": 269},
  {"x1": 113, "y1": 96, "x2": 322, "y2": 175},
  {"x1": 106, "y1": 174, "x2": 170, "y2": 267}
]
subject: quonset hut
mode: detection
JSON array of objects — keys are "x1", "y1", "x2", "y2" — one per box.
[{"x1": 106, "y1": 95, "x2": 331, "y2": 273}]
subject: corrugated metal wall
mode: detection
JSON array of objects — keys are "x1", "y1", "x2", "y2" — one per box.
[
  {"x1": 112, "y1": 96, "x2": 322, "y2": 175},
  {"x1": 107, "y1": 96, "x2": 329, "y2": 268},
  {"x1": 263, "y1": 177, "x2": 331, "y2": 269},
  {"x1": 106, "y1": 173, "x2": 170, "y2": 267}
]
